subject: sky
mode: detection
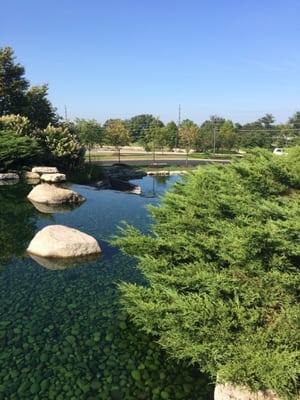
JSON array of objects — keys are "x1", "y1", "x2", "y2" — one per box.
[{"x1": 1, "y1": 0, "x2": 300, "y2": 124}]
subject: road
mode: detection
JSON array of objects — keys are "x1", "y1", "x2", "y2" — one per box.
[{"x1": 91, "y1": 158, "x2": 231, "y2": 167}]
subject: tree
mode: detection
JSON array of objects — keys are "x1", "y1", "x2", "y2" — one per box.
[
  {"x1": 0, "y1": 47, "x2": 58, "y2": 128},
  {"x1": 104, "y1": 119, "x2": 131, "y2": 163},
  {"x1": 23, "y1": 85, "x2": 59, "y2": 129},
  {"x1": 218, "y1": 120, "x2": 238, "y2": 150},
  {"x1": 198, "y1": 116, "x2": 226, "y2": 152},
  {"x1": 238, "y1": 122, "x2": 273, "y2": 149},
  {"x1": 0, "y1": 47, "x2": 29, "y2": 115},
  {"x1": 159, "y1": 121, "x2": 178, "y2": 151},
  {"x1": 258, "y1": 113, "x2": 275, "y2": 129},
  {"x1": 288, "y1": 111, "x2": 300, "y2": 135},
  {"x1": 75, "y1": 118, "x2": 103, "y2": 163},
  {"x1": 114, "y1": 149, "x2": 300, "y2": 399},
  {"x1": 127, "y1": 114, "x2": 163, "y2": 143},
  {"x1": 179, "y1": 120, "x2": 199, "y2": 166}
]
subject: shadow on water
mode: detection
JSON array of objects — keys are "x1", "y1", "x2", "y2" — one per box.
[{"x1": 0, "y1": 176, "x2": 213, "y2": 399}]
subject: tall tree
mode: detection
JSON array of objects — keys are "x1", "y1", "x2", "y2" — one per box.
[
  {"x1": 75, "y1": 118, "x2": 103, "y2": 163},
  {"x1": 23, "y1": 85, "x2": 59, "y2": 129},
  {"x1": 0, "y1": 47, "x2": 29, "y2": 115},
  {"x1": 0, "y1": 47, "x2": 58, "y2": 128},
  {"x1": 179, "y1": 120, "x2": 199, "y2": 166},
  {"x1": 127, "y1": 114, "x2": 163, "y2": 143},
  {"x1": 218, "y1": 120, "x2": 238, "y2": 150},
  {"x1": 288, "y1": 111, "x2": 300, "y2": 135},
  {"x1": 104, "y1": 119, "x2": 131, "y2": 163}
]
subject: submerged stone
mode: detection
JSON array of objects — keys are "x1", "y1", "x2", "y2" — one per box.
[{"x1": 27, "y1": 225, "x2": 101, "y2": 258}]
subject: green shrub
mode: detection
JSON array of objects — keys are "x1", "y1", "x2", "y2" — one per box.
[
  {"x1": 114, "y1": 148, "x2": 300, "y2": 398},
  {"x1": 0, "y1": 129, "x2": 43, "y2": 169},
  {"x1": 0, "y1": 114, "x2": 32, "y2": 137},
  {"x1": 42, "y1": 124, "x2": 85, "y2": 170}
]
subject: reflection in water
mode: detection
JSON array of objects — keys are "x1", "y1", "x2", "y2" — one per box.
[
  {"x1": 0, "y1": 183, "x2": 37, "y2": 268},
  {"x1": 29, "y1": 253, "x2": 101, "y2": 270},
  {"x1": 29, "y1": 199, "x2": 83, "y2": 214},
  {"x1": 0, "y1": 179, "x2": 20, "y2": 186}
]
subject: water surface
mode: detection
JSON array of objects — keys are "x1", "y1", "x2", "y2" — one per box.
[{"x1": 0, "y1": 176, "x2": 212, "y2": 400}]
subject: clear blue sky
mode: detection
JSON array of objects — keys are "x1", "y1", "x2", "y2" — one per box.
[{"x1": 1, "y1": 0, "x2": 300, "y2": 124}]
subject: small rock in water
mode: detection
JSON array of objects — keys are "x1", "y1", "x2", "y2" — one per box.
[
  {"x1": 32, "y1": 166, "x2": 58, "y2": 175},
  {"x1": 0, "y1": 172, "x2": 19, "y2": 180},
  {"x1": 27, "y1": 225, "x2": 101, "y2": 258},
  {"x1": 41, "y1": 173, "x2": 66, "y2": 183}
]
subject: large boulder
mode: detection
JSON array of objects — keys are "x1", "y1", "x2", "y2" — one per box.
[
  {"x1": 0, "y1": 173, "x2": 19, "y2": 180},
  {"x1": 214, "y1": 383, "x2": 281, "y2": 400},
  {"x1": 27, "y1": 184, "x2": 85, "y2": 204},
  {"x1": 27, "y1": 225, "x2": 101, "y2": 258},
  {"x1": 32, "y1": 166, "x2": 58, "y2": 175},
  {"x1": 41, "y1": 173, "x2": 66, "y2": 183}
]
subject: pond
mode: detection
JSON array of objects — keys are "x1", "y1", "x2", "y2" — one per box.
[{"x1": 0, "y1": 176, "x2": 213, "y2": 400}]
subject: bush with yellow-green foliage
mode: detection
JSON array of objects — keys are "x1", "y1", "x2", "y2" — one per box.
[
  {"x1": 0, "y1": 114, "x2": 32, "y2": 137},
  {"x1": 42, "y1": 124, "x2": 85, "y2": 169},
  {"x1": 114, "y1": 148, "x2": 300, "y2": 399}
]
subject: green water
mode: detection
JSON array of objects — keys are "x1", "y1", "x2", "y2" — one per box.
[{"x1": 0, "y1": 177, "x2": 213, "y2": 400}]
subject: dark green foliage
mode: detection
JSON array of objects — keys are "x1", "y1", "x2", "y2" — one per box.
[
  {"x1": 126, "y1": 114, "x2": 164, "y2": 143},
  {"x1": 0, "y1": 47, "x2": 58, "y2": 128},
  {"x1": 114, "y1": 148, "x2": 300, "y2": 398},
  {"x1": 23, "y1": 85, "x2": 59, "y2": 129},
  {"x1": 0, "y1": 129, "x2": 43, "y2": 169},
  {"x1": 0, "y1": 47, "x2": 28, "y2": 115}
]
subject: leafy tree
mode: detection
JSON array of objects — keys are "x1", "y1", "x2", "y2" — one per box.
[
  {"x1": 198, "y1": 116, "x2": 226, "y2": 152},
  {"x1": 0, "y1": 47, "x2": 58, "y2": 128},
  {"x1": 114, "y1": 148, "x2": 300, "y2": 399},
  {"x1": 238, "y1": 122, "x2": 273, "y2": 149},
  {"x1": 140, "y1": 118, "x2": 164, "y2": 161},
  {"x1": 42, "y1": 124, "x2": 85, "y2": 169},
  {"x1": 179, "y1": 120, "x2": 199, "y2": 165},
  {"x1": 127, "y1": 114, "x2": 163, "y2": 143},
  {"x1": 104, "y1": 119, "x2": 131, "y2": 163},
  {"x1": 288, "y1": 111, "x2": 300, "y2": 135},
  {"x1": 159, "y1": 121, "x2": 178, "y2": 150},
  {"x1": 258, "y1": 113, "x2": 275, "y2": 129},
  {"x1": 23, "y1": 84, "x2": 59, "y2": 129},
  {"x1": 0, "y1": 47, "x2": 29, "y2": 115},
  {"x1": 0, "y1": 129, "x2": 43, "y2": 169},
  {"x1": 75, "y1": 118, "x2": 103, "y2": 163},
  {"x1": 218, "y1": 120, "x2": 238, "y2": 150}
]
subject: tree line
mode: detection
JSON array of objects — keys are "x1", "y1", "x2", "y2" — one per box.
[{"x1": 1, "y1": 46, "x2": 300, "y2": 170}]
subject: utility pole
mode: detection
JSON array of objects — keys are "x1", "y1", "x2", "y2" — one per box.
[
  {"x1": 64, "y1": 105, "x2": 68, "y2": 122},
  {"x1": 177, "y1": 104, "x2": 181, "y2": 150}
]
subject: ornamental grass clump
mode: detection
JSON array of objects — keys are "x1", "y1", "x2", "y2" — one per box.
[{"x1": 114, "y1": 148, "x2": 300, "y2": 399}]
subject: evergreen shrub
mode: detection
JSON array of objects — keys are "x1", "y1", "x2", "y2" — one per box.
[{"x1": 114, "y1": 148, "x2": 300, "y2": 399}]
